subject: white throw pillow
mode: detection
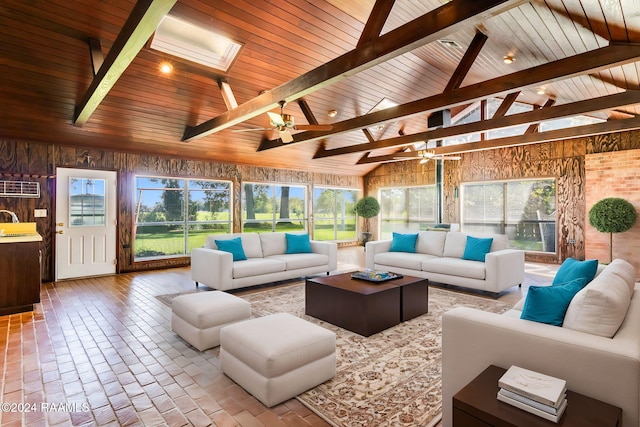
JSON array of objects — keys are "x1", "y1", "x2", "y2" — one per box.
[
  {"x1": 416, "y1": 231, "x2": 446, "y2": 256},
  {"x1": 259, "y1": 233, "x2": 287, "y2": 257},
  {"x1": 443, "y1": 232, "x2": 467, "y2": 258},
  {"x1": 562, "y1": 270, "x2": 632, "y2": 338}
]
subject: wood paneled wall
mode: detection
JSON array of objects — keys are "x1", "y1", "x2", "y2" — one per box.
[
  {"x1": 0, "y1": 139, "x2": 362, "y2": 282},
  {"x1": 364, "y1": 130, "x2": 640, "y2": 264}
]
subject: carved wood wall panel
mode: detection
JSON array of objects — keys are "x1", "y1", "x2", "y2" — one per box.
[{"x1": 0, "y1": 139, "x2": 362, "y2": 282}]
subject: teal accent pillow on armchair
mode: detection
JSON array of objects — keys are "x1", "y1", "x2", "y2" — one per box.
[
  {"x1": 215, "y1": 237, "x2": 247, "y2": 261},
  {"x1": 390, "y1": 232, "x2": 418, "y2": 253},
  {"x1": 520, "y1": 277, "x2": 588, "y2": 326},
  {"x1": 552, "y1": 258, "x2": 598, "y2": 285}
]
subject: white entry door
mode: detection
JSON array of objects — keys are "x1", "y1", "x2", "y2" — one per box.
[{"x1": 55, "y1": 168, "x2": 117, "y2": 280}]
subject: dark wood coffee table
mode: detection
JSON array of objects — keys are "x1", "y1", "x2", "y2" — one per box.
[{"x1": 305, "y1": 272, "x2": 428, "y2": 336}]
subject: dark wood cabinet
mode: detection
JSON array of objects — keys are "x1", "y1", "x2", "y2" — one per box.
[{"x1": 0, "y1": 241, "x2": 41, "y2": 315}]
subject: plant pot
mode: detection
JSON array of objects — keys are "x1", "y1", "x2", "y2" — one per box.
[{"x1": 361, "y1": 232, "x2": 373, "y2": 246}]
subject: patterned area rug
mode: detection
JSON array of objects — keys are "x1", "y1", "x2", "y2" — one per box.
[
  {"x1": 239, "y1": 282, "x2": 511, "y2": 427},
  {"x1": 157, "y1": 282, "x2": 511, "y2": 426}
]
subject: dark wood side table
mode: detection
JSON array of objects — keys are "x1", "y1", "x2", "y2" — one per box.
[{"x1": 453, "y1": 365, "x2": 622, "y2": 427}]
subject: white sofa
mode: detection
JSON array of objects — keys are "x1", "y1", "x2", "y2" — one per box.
[
  {"x1": 442, "y1": 259, "x2": 640, "y2": 427},
  {"x1": 365, "y1": 231, "x2": 524, "y2": 295},
  {"x1": 191, "y1": 232, "x2": 337, "y2": 290}
]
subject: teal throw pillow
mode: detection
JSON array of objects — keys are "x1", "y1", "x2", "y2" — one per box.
[
  {"x1": 461, "y1": 236, "x2": 494, "y2": 262},
  {"x1": 215, "y1": 237, "x2": 247, "y2": 261},
  {"x1": 520, "y1": 277, "x2": 588, "y2": 326},
  {"x1": 552, "y1": 258, "x2": 598, "y2": 285},
  {"x1": 389, "y1": 232, "x2": 418, "y2": 253},
  {"x1": 285, "y1": 233, "x2": 312, "y2": 254}
]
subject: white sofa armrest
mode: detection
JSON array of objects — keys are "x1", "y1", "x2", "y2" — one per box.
[
  {"x1": 484, "y1": 249, "x2": 525, "y2": 293},
  {"x1": 365, "y1": 239, "x2": 392, "y2": 270},
  {"x1": 442, "y1": 306, "x2": 640, "y2": 427},
  {"x1": 190, "y1": 247, "x2": 234, "y2": 290},
  {"x1": 310, "y1": 240, "x2": 338, "y2": 271}
]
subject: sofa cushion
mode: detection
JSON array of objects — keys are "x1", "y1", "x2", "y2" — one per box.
[
  {"x1": 462, "y1": 236, "x2": 493, "y2": 262},
  {"x1": 285, "y1": 233, "x2": 312, "y2": 254},
  {"x1": 268, "y1": 253, "x2": 329, "y2": 270},
  {"x1": 260, "y1": 233, "x2": 287, "y2": 257},
  {"x1": 416, "y1": 231, "x2": 447, "y2": 256},
  {"x1": 443, "y1": 232, "x2": 468, "y2": 258},
  {"x1": 233, "y1": 258, "x2": 286, "y2": 279},
  {"x1": 520, "y1": 277, "x2": 588, "y2": 326},
  {"x1": 390, "y1": 232, "x2": 418, "y2": 253},
  {"x1": 206, "y1": 233, "x2": 263, "y2": 259},
  {"x1": 422, "y1": 257, "x2": 486, "y2": 280},
  {"x1": 563, "y1": 259, "x2": 636, "y2": 338},
  {"x1": 215, "y1": 237, "x2": 247, "y2": 261},
  {"x1": 552, "y1": 258, "x2": 598, "y2": 285},
  {"x1": 375, "y1": 252, "x2": 435, "y2": 270}
]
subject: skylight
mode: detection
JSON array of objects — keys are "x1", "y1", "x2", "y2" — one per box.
[{"x1": 150, "y1": 15, "x2": 242, "y2": 72}]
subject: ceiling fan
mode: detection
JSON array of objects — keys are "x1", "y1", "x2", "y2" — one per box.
[
  {"x1": 394, "y1": 149, "x2": 461, "y2": 164},
  {"x1": 233, "y1": 100, "x2": 332, "y2": 143}
]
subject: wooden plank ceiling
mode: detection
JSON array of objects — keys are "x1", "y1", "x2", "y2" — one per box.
[{"x1": 1, "y1": 0, "x2": 639, "y2": 177}]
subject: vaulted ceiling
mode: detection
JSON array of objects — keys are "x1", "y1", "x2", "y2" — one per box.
[{"x1": 2, "y1": 0, "x2": 640, "y2": 176}]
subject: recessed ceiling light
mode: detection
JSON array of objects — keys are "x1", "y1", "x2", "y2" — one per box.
[
  {"x1": 439, "y1": 39, "x2": 461, "y2": 49},
  {"x1": 159, "y1": 62, "x2": 173, "y2": 74},
  {"x1": 536, "y1": 86, "x2": 546, "y2": 95},
  {"x1": 503, "y1": 55, "x2": 515, "y2": 64},
  {"x1": 327, "y1": 110, "x2": 337, "y2": 118}
]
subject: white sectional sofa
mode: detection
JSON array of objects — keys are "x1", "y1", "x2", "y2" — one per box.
[
  {"x1": 191, "y1": 232, "x2": 337, "y2": 290},
  {"x1": 442, "y1": 259, "x2": 640, "y2": 427},
  {"x1": 365, "y1": 231, "x2": 525, "y2": 295}
]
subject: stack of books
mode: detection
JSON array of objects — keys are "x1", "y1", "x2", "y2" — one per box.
[{"x1": 497, "y1": 365, "x2": 568, "y2": 423}]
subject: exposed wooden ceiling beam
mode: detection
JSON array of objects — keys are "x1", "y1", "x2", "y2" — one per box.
[
  {"x1": 525, "y1": 98, "x2": 556, "y2": 134},
  {"x1": 493, "y1": 92, "x2": 521, "y2": 117},
  {"x1": 88, "y1": 38, "x2": 104, "y2": 76},
  {"x1": 316, "y1": 90, "x2": 640, "y2": 158},
  {"x1": 218, "y1": 78, "x2": 238, "y2": 110},
  {"x1": 297, "y1": 99, "x2": 319, "y2": 125},
  {"x1": 444, "y1": 29, "x2": 488, "y2": 92},
  {"x1": 264, "y1": 43, "x2": 640, "y2": 151},
  {"x1": 73, "y1": 0, "x2": 177, "y2": 126},
  {"x1": 357, "y1": 115, "x2": 640, "y2": 164},
  {"x1": 182, "y1": 0, "x2": 527, "y2": 142},
  {"x1": 357, "y1": 0, "x2": 396, "y2": 47}
]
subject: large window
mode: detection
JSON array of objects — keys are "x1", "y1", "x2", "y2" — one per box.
[
  {"x1": 462, "y1": 179, "x2": 556, "y2": 252},
  {"x1": 379, "y1": 186, "x2": 437, "y2": 239},
  {"x1": 134, "y1": 177, "x2": 231, "y2": 259},
  {"x1": 313, "y1": 187, "x2": 358, "y2": 241},
  {"x1": 242, "y1": 183, "x2": 307, "y2": 233}
]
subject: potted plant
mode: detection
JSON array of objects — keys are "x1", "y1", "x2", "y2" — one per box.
[
  {"x1": 588, "y1": 197, "x2": 637, "y2": 262},
  {"x1": 354, "y1": 196, "x2": 380, "y2": 246}
]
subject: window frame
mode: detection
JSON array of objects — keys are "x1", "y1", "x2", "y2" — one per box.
[
  {"x1": 460, "y1": 177, "x2": 557, "y2": 253},
  {"x1": 379, "y1": 185, "x2": 438, "y2": 240},
  {"x1": 133, "y1": 175, "x2": 232, "y2": 260},
  {"x1": 312, "y1": 186, "x2": 360, "y2": 242},
  {"x1": 241, "y1": 181, "x2": 309, "y2": 233}
]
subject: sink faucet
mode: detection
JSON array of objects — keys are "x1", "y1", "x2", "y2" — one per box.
[{"x1": 0, "y1": 210, "x2": 19, "y2": 223}]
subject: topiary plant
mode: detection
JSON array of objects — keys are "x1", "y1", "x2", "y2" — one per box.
[
  {"x1": 588, "y1": 197, "x2": 637, "y2": 262},
  {"x1": 354, "y1": 196, "x2": 380, "y2": 244}
]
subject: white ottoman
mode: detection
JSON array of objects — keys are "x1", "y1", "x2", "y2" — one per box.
[
  {"x1": 220, "y1": 313, "x2": 336, "y2": 407},
  {"x1": 171, "y1": 291, "x2": 251, "y2": 351}
]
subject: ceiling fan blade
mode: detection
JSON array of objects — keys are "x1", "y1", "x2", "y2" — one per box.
[
  {"x1": 294, "y1": 124, "x2": 333, "y2": 131},
  {"x1": 278, "y1": 129, "x2": 294, "y2": 143},
  {"x1": 267, "y1": 111, "x2": 285, "y2": 127}
]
